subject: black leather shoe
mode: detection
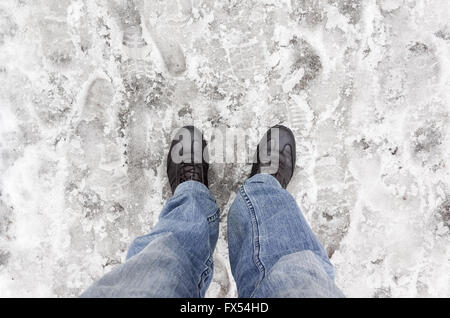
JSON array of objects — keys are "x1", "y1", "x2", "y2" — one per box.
[
  {"x1": 167, "y1": 126, "x2": 209, "y2": 193},
  {"x1": 250, "y1": 125, "x2": 296, "y2": 188}
]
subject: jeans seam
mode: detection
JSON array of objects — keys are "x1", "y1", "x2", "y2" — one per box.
[
  {"x1": 207, "y1": 208, "x2": 220, "y2": 223},
  {"x1": 239, "y1": 185, "x2": 265, "y2": 297},
  {"x1": 197, "y1": 255, "x2": 213, "y2": 297}
]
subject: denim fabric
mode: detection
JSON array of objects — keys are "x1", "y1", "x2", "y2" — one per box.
[
  {"x1": 81, "y1": 181, "x2": 219, "y2": 298},
  {"x1": 81, "y1": 174, "x2": 343, "y2": 298},
  {"x1": 228, "y1": 174, "x2": 343, "y2": 298}
]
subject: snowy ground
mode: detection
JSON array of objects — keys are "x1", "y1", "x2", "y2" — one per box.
[{"x1": 0, "y1": 0, "x2": 449, "y2": 298}]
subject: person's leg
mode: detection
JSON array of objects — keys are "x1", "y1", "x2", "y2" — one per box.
[
  {"x1": 81, "y1": 126, "x2": 218, "y2": 298},
  {"x1": 227, "y1": 126, "x2": 344, "y2": 298},
  {"x1": 81, "y1": 181, "x2": 219, "y2": 298},
  {"x1": 228, "y1": 174, "x2": 343, "y2": 298}
]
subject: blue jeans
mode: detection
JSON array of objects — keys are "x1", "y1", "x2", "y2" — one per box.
[{"x1": 81, "y1": 174, "x2": 344, "y2": 298}]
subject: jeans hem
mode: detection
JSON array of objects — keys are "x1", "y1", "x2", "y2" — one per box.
[
  {"x1": 246, "y1": 173, "x2": 282, "y2": 188},
  {"x1": 173, "y1": 180, "x2": 211, "y2": 197}
]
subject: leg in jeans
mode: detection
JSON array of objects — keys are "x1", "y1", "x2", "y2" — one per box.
[
  {"x1": 228, "y1": 173, "x2": 344, "y2": 298},
  {"x1": 81, "y1": 126, "x2": 215, "y2": 298},
  {"x1": 228, "y1": 125, "x2": 343, "y2": 298},
  {"x1": 81, "y1": 181, "x2": 219, "y2": 298}
]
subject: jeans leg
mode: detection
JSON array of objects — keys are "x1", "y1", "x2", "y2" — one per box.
[
  {"x1": 81, "y1": 181, "x2": 220, "y2": 298},
  {"x1": 227, "y1": 174, "x2": 344, "y2": 298}
]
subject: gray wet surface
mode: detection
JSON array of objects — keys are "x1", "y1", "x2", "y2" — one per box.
[{"x1": 0, "y1": 0, "x2": 449, "y2": 297}]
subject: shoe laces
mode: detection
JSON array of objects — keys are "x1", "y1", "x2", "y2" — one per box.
[{"x1": 178, "y1": 163, "x2": 202, "y2": 183}]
